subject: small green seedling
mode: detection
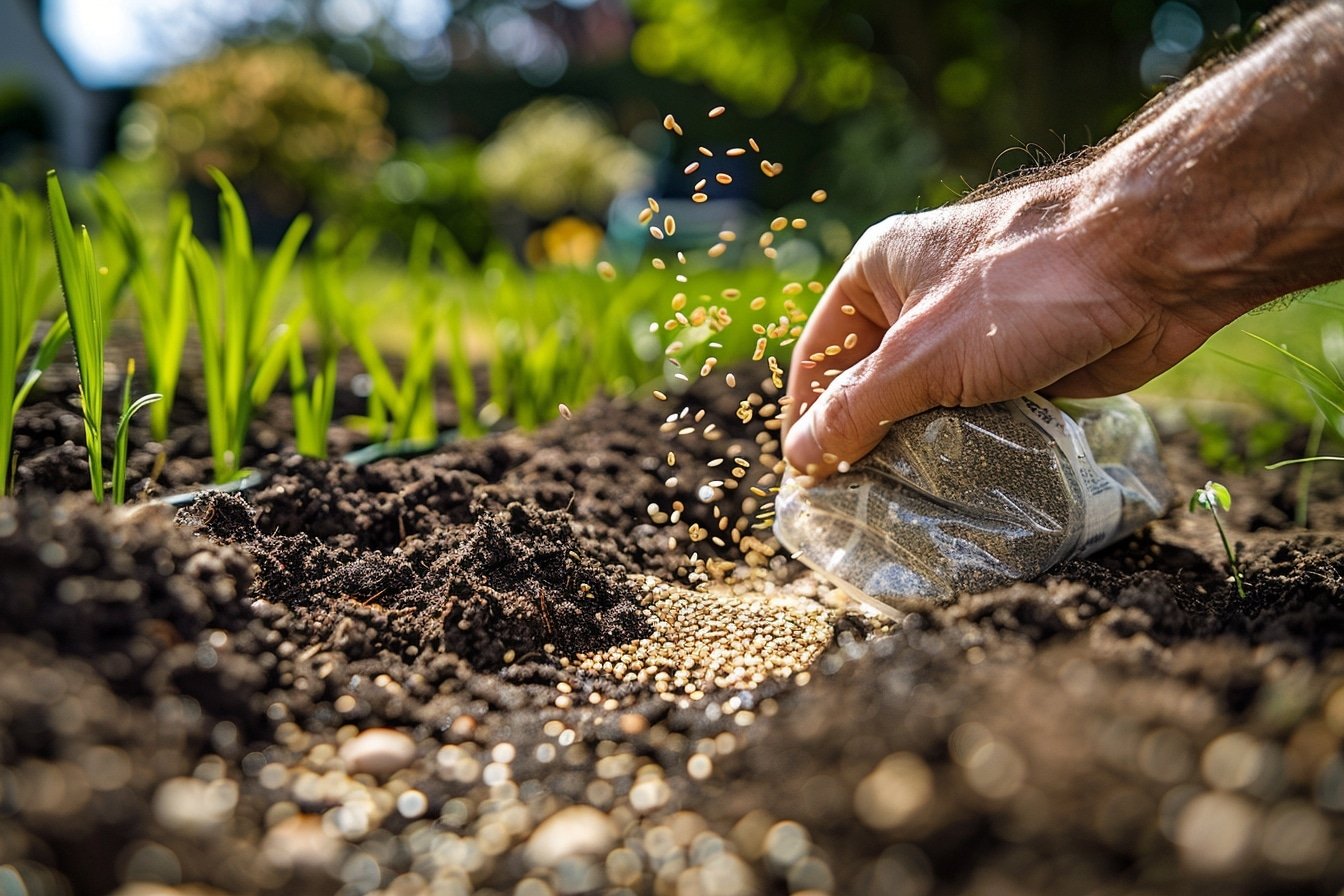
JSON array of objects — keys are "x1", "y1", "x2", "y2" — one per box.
[
  {"x1": 1189, "y1": 480, "x2": 1246, "y2": 599},
  {"x1": 47, "y1": 170, "x2": 107, "y2": 502},
  {"x1": 112, "y1": 359, "x2": 162, "y2": 504}
]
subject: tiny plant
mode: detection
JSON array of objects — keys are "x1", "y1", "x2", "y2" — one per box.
[
  {"x1": 1189, "y1": 480, "x2": 1246, "y2": 599},
  {"x1": 112, "y1": 359, "x2": 162, "y2": 504},
  {"x1": 0, "y1": 184, "x2": 59, "y2": 494},
  {"x1": 185, "y1": 168, "x2": 310, "y2": 482},
  {"x1": 47, "y1": 170, "x2": 108, "y2": 502}
]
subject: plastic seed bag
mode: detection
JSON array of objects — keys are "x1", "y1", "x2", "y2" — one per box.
[{"x1": 773, "y1": 394, "x2": 1172, "y2": 614}]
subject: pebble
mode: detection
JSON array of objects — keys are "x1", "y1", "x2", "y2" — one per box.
[
  {"x1": 339, "y1": 728, "x2": 417, "y2": 777},
  {"x1": 525, "y1": 805, "x2": 620, "y2": 867}
]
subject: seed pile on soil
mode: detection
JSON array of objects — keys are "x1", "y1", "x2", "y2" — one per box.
[{"x1": 6, "y1": 369, "x2": 1344, "y2": 895}]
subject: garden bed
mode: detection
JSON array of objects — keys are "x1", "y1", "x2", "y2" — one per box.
[{"x1": 5, "y1": 365, "x2": 1344, "y2": 896}]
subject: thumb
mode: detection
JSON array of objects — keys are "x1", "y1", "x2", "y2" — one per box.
[{"x1": 783, "y1": 324, "x2": 945, "y2": 477}]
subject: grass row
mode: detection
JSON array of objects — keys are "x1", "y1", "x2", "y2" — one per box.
[{"x1": 1, "y1": 169, "x2": 815, "y2": 501}]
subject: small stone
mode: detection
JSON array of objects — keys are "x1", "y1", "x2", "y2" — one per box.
[
  {"x1": 525, "y1": 806, "x2": 619, "y2": 867},
  {"x1": 339, "y1": 728, "x2": 417, "y2": 777}
]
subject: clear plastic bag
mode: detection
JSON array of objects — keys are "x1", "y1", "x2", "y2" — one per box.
[{"x1": 772, "y1": 394, "x2": 1173, "y2": 614}]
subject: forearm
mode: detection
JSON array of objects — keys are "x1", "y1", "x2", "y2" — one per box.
[{"x1": 1077, "y1": 1, "x2": 1344, "y2": 318}]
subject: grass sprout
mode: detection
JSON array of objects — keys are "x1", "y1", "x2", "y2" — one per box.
[
  {"x1": 185, "y1": 169, "x2": 311, "y2": 481},
  {"x1": 47, "y1": 170, "x2": 108, "y2": 502},
  {"x1": 1189, "y1": 480, "x2": 1246, "y2": 599},
  {"x1": 112, "y1": 359, "x2": 162, "y2": 504},
  {"x1": 93, "y1": 176, "x2": 193, "y2": 441},
  {"x1": 0, "y1": 184, "x2": 59, "y2": 494}
]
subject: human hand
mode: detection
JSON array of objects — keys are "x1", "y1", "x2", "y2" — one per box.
[{"x1": 781, "y1": 178, "x2": 1252, "y2": 479}]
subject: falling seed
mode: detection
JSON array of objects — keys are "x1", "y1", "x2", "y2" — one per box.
[
  {"x1": 671, "y1": 293, "x2": 687, "y2": 310},
  {"x1": 684, "y1": 161, "x2": 701, "y2": 175},
  {"x1": 753, "y1": 337, "x2": 767, "y2": 361},
  {"x1": 709, "y1": 105, "x2": 726, "y2": 118},
  {"x1": 663, "y1": 114, "x2": 682, "y2": 135},
  {"x1": 726, "y1": 147, "x2": 746, "y2": 157},
  {"x1": 665, "y1": 215, "x2": 677, "y2": 236},
  {"x1": 843, "y1": 333, "x2": 858, "y2": 349},
  {"x1": 700, "y1": 359, "x2": 716, "y2": 376},
  {"x1": 668, "y1": 451, "x2": 676, "y2": 465},
  {"x1": 811, "y1": 189, "x2": 828, "y2": 203},
  {"x1": 677, "y1": 273, "x2": 689, "y2": 282},
  {"x1": 677, "y1": 252, "x2": 688, "y2": 264},
  {"x1": 770, "y1": 217, "x2": 788, "y2": 232},
  {"x1": 841, "y1": 304, "x2": 856, "y2": 316},
  {"x1": 638, "y1": 208, "x2": 653, "y2": 224},
  {"x1": 559, "y1": 403, "x2": 573, "y2": 419},
  {"x1": 652, "y1": 258, "x2": 666, "y2": 270},
  {"x1": 707, "y1": 242, "x2": 727, "y2": 258},
  {"x1": 758, "y1": 232, "x2": 774, "y2": 248},
  {"x1": 650, "y1": 226, "x2": 665, "y2": 240},
  {"x1": 695, "y1": 178, "x2": 708, "y2": 191},
  {"x1": 808, "y1": 281, "x2": 824, "y2": 293},
  {"x1": 719, "y1": 230, "x2": 736, "y2": 242},
  {"x1": 722, "y1": 288, "x2": 741, "y2": 299},
  {"x1": 648, "y1": 197, "x2": 660, "y2": 213},
  {"x1": 692, "y1": 193, "x2": 708, "y2": 203},
  {"x1": 596, "y1": 260, "x2": 616, "y2": 280},
  {"x1": 726, "y1": 373, "x2": 737, "y2": 387},
  {"x1": 707, "y1": 458, "x2": 724, "y2": 467},
  {"x1": 698, "y1": 146, "x2": 714, "y2": 157},
  {"x1": 764, "y1": 247, "x2": 778, "y2": 259},
  {"x1": 782, "y1": 282, "x2": 803, "y2": 295},
  {"x1": 653, "y1": 390, "x2": 668, "y2": 400},
  {"x1": 715, "y1": 173, "x2": 732, "y2": 185},
  {"x1": 750, "y1": 296, "x2": 766, "y2": 310},
  {"x1": 748, "y1": 137, "x2": 760, "y2": 151},
  {"x1": 760, "y1": 160, "x2": 783, "y2": 177},
  {"x1": 791, "y1": 218, "x2": 807, "y2": 229}
]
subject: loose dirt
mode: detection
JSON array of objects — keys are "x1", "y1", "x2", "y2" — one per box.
[{"x1": 4, "y1": 371, "x2": 1344, "y2": 896}]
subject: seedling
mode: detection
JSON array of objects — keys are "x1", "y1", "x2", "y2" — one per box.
[
  {"x1": 112, "y1": 359, "x2": 162, "y2": 504},
  {"x1": 1189, "y1": 480, "x2": 1246, "y2": 599},
  {"x1": 92, "y1": 177, "x2": 193, "y2": 442},
  {"x1": 186, "y1": 168, "x2": 310, "y2": 482},
  {"x1": 0, "y1": 184, "x2": 61, "y2": 494},
  {"x1": 47, "y1": 170, "x2": 108, "y2": 502}
]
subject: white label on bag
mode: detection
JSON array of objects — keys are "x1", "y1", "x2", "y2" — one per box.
[{"x1": 1012, "y1": 395, "x2": 1124, "y2": 558}]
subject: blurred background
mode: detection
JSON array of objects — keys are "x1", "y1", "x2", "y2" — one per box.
[{"x1": 1, "y1": 0, "x2": 1277, "y2": 264}]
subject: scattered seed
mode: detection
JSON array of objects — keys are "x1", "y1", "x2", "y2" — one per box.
[
  {"x1": 750, "y1": 296, "x2": 766, "y2": 310},
  {"x1": 651, "y1": 258, "x2": 666, "y2": 270},
  {"x1": 698, "y1": 146, "x2": 713, "y2": 157},
  {"x1": 843, "y1": 333, "x2": 858, "y2": 349},
  {"x1": 558, "y1": 403, "x2": 573, "y2": 419},
  {"x1": 726, "y1": 372, "x2": 736, "y2": 388},
  {"x1": 653, "y1": 390, "x2": 668, "y2": 401},
  {"x1": 719, "y1": 230, "x2": 736, "y2": 242},
  {"x1": 664, "y1": 215, "x2": 677, "y2": 236},
  {"x1": 692, "y1": 192, "x2": 708, "y2": 203},
  {"x1": 648, "y1": 197, "x2": 660, "y2": 213},
  {"x1": 650, "y1": 226, "x2": 665, "y2": 240},
  {"x1": 841, "y1": 304, "x2": 856, "y2": 316},
  {"x1": 808, "y1": 281, "x2": 824, "y2": 293},
  {"x1": 721, "y1": 287, "x2": 741, "y2": 299},
  {"x1": 791, "y1": 217, "x2": 807, "y2": 229},
  {"x1": 770, "y1": 216, "x2": 788, "y2": 231},
  {"x1": 726, "y1": 147, "x2": 746, "y2": 157},
  {"x1": 811, "y1": 189, "x2": 828, "y2": 203},
  {"x1": 709, "y1": 105, "x2": 726, "y2": 118},
  {"x1": 760, "y1": 160, "x2": 782, "y2": 177},
  {"x1": 748, "y1": 137, "x2": 760, "y2": 151},
  {"x1": 707, "y1": 242, "x2": 727, "y2": 258},
  {"x1": 763, "y1": 247, "x2": 778, "y2": 259},
  {"x1": 668, "y1": 451, "x2": 676, "y2": 465},
  {"x1": 715, "y1": 173, "x2": 733, "y2": 185},
  {"x1": 596, "y1": 260, "x2": 616, "y2": 280},
  {"x1": 671, "y1": 293, "x2": 687, "y2": 311},
  {"x1": 782, "y1": 282, "x2": 803, "y2": 295},
  {"x1": 758, "y1": 232, "x2": 774, "y2": 248},
  {"x1": 684, "y1": 161, "x2": 701, "y2": 175},
  {"x1": 663, "y1": 114, "x2": 682, "y2": 135},
  {"x1": 638, "y1": 207, "x2": 653, "y2": 224},
  {"x1": 677, "y1": 252, "x2": 688, "y2": 264}
]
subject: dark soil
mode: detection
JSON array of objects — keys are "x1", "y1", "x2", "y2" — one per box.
[{"x1": 5, "y1": 367, "x2": 1344, "y2": 896}]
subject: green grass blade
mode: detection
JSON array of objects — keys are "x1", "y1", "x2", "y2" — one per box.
[{"x1": 47, "y1": 171, "x2": 106, "y2": 501}]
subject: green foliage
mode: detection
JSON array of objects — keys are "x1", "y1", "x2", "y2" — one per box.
[
  {"x1": 0, "y1": 184, "x2": 57, "y2": 494},
  {"x1": 186, "y1": 169, "x2": 311, "y2": 482},
  {"x1": 92, "y1": 176, "x2": 194, "y2": 441},
  {"x1": 47, "y1": 171, "x2": 109, "y2": 502},
  {"x1": 1189, "y1": 480, "x2": 1246, "y2": 600},
  {"x1": 128, "y1": 43, "x2": 394, "y2": 218},
  {"x1": 112, "y1": 360, "x2": 162, "y2": 504}
]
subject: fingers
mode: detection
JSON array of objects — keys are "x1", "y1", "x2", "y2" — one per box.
[{"x1": 781, "y1": 263, "x2": 889, "y2": 473}]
